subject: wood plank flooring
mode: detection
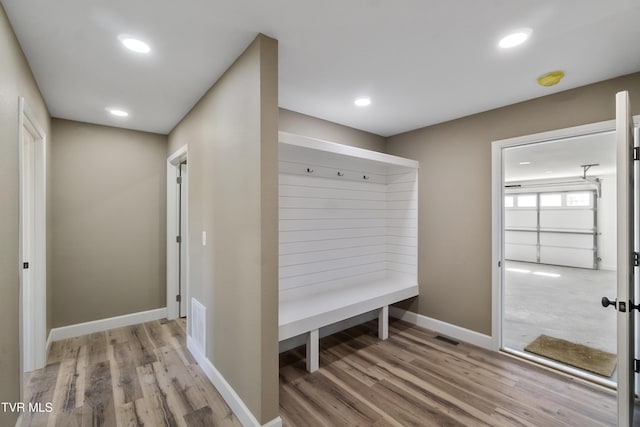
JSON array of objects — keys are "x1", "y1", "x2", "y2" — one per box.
[
  {"x1": 23, "y1": 318, "x2": 241, "y2": 427},
  {"x1": 24, "y1": 317, "x2": 637, "y2": 426},
  {"x1": 279, "y1": 319, "x2": 630, "y2": 427}
]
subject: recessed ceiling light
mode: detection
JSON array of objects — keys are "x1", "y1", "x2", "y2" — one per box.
[
  {"x1": 107, "y1": 108, "x2": 129, "y2": 117},
  {"x1": 499, "y1": 29, "x2": 532, "y2": 48},
  {"x1": 354, "y1": 97, "x2": 371, "y2": 107},
  {"x1": 119, "y1": 36, "x2": 150, "y2": 54},
  {"x1": 519, "y1": 161, "x2": 531, "y2": 165}
]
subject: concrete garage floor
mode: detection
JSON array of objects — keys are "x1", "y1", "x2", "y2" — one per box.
[{"x1": 503, "y1": 260, "x2": 617, "y2": 380}]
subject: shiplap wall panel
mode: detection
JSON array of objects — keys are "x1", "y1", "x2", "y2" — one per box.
[
  {"x1": 386, "y1": 262, "x2": 417, "y2": 275},
  {"x1": 280, "y1": 185, "x2": 386, "y2": 201},
  {"x1": 280, "y1": 245, "x2": 387, "y2": 266},
  {"x1": 279, "y1": 218, "x2": 386, "y2": 231},
  {"x1": 279, "y1": 263, "x2": 386, "y2": 290},
  {"x1": 281, "y1": 253, "x2": 388, "y2": 277},
  {"x1": 279, "y1": 143, "x2": 418, "y2": 299},
  {"x1": 385, "y1": 171, "x2": 418, "y2": 281},
  {"x1": 280, "y1": 227, "x2": 386, "y2": 243},
  {"x1": 280, "y1": 236, "x2": 386, "y2": 255},
  {"x1": 387, "y1": 244, "x2": 417, "y2": 256}
]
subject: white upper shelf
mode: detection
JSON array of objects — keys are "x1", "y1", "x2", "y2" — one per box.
[{"x1": 279, "y1": 131, "x2": 419, "y2": 171}]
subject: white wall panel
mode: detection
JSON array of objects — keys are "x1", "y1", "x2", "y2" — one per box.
[{"x1": 278, "y1": 149, "x2": 417, "y2": 296}]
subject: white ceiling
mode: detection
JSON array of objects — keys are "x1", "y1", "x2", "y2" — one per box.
[
  {"x1": 504, "y1": 130, "x2": 616, "y2": 182},
  {"x1": 2, "y1": 0, "x2": 640, "y2": 136}
]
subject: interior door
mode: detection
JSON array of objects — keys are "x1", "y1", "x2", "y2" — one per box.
[
  {"x1": 615, "y1": 90, "x2": 635, "y2": 426},
  {"x1": 19, "y1": 98, "x2": 47, "y2": 374},
  {"x1": 21, "y1": 125, "x2": 36, "y2": 370},
  {"x1": 179, "y1": 161, "x2": 188, "y2": 317}
]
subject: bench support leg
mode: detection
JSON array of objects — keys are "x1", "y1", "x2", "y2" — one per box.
[
  {"x1": 306, "y1": 329, "x2": 319, "y2": 373},
  {"x1": 378, "y1": 306, "x2": 389, "y2": 340}
]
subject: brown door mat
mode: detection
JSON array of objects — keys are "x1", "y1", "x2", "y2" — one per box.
[{"x1": 524, "y1": 334, "x2": 616, "y2": 378}]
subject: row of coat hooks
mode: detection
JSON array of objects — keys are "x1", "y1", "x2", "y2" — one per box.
[{"x1": 306, "y1": 167, "x2": 370, "y2": 180}]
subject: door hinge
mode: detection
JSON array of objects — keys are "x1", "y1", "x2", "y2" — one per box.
[
  {"x1": 177, "y1": 176, "x2": 182, "y2": 184},
  {"x1": 634, "y1": 147, "x2": 640, "y2": 161},
  {"x1": 176, "y1": 294, "x2": 181, "y2": 302},
  {"x1": 635, "y1": 252, "x2": 639, "y2": 267},
  {"x1": 176, "y1": 235, "x2": 181, "y2": 243},
  {"x1": 635, "y1": 359, "x2": 640, "y2": 374},
  {"x1": 23, "y1": 262, "x2": 29, "y2": 269}
]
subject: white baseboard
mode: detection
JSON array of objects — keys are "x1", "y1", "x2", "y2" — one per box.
[
  {"x1": 389, "y1": 307, "x2": 495, "y2": 350},
  {"x1": 48, "y1": 307, "x2": 167, "y2": 343},
  {"x1": 186, "y1": 336, "x2": 282, "y2": 427}
]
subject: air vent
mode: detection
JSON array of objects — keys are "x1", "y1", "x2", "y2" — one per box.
[
  {"x1": 435, "y1": 335, "x2": 459, "y2": 346},
  {"x1": 191, "y1": 298, "x2": 206, "y2": 353}
]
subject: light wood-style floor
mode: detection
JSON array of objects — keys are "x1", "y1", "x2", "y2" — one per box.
[
  {"x1": 25, "y1": 317, "x2": 636, "y2": 427},
  {"x1": 23, "y1": 318, "x2": 241, "y2": 427},
  {"x1": 279, "y1": 319, "x2": 626, "y2": 427}
]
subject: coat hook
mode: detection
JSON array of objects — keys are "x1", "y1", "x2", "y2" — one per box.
[
  {"x1": 306, "y1": 168, "x2": 314, "y2": 173},
  {"x1": 363, "y1": 175, "x2": 370, "y2": 180},
  {"x1": 337, "y1": 171, "x2": 344, "y2": 177}
]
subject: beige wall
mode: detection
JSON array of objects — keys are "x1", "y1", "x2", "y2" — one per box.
[
  {"x1": 0, "y1": 4, "x2": 51, "y2": 425},
  {"x1": 386, "y1": 72, "x2": 640, "y2": 335},
  {"x1": 51, "y1": 119, "x2": 167, "y2": 327},
  {"x1": 168, "y1": 34, "x2": 279, "y2": 424},
  {"x1": 280, "y1": 108, "x2": 386, "y2": 152}
]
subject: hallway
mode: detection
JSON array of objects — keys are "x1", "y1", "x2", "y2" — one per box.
[{"x1": 23, "y1": 319, "x2": 240, "y2": 426}]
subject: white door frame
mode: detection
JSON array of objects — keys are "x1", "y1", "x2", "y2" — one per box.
[
  {"x1": 491, "y1": 118, "x2": 638, "y2": 354},
  {"x1": 615, "y1": 91, "x2": 635, "y2": 426},
  {"x1": 18, "y1": 96, "x2": 47, "y2": 373},
  {"x1": 167, "y1": 145, "x2": 189, "y2": 324}
]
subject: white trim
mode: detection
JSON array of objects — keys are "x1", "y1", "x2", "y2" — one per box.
[
  {"x1": 167, "y1": 145, "x2": 189, "y2": 323},
  {"x1": 279, "y1": 131, "x2": 419, "y2": 169},
  {"x1": 47, "y1": 308, "x2": 167, "y2": 342},
  {"x1": 260, "y1": 417, "x2": 283, "y2": 427},
  {"x1": 491, "y1": 116, "x2": 640, "y2": 354},
  {"x1": 492, "y1": 119, "x2": 617, "y2": 147},
  {"x1": 186, "y1": 337, "x2": 282, "y2": 427},
  {"x1": 19, "y1": 96, "x2": 47, "y2": 374},
  {"x1": 389, "y1": 307, "x2": 494, "y2": 350}
]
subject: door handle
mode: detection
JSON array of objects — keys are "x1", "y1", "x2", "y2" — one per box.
[{"x1": 601, "y1": 296, "x2": 617, "y2": 309}]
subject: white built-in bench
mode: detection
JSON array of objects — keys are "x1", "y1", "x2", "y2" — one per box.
[
  {"x1": 279, "y1": 279, "x2": 418, "y2": 371},
  {"x1": 278, "y1": 132, "x2": 419, "y2": 372}
]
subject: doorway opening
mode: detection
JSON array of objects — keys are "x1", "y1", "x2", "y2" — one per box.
[
  {"x1": 19, "y1": 97, "x2": 47, "y2": 376},
  {"x1": 167, "y1": 146, "x2": 189, "y2": 327},
  {"x1": 492, "y1": 121, "x2": 620, "y2": 387}
]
